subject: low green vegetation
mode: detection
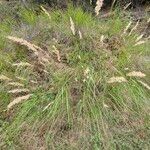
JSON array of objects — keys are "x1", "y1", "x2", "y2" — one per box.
[{"x1": 0, "y1": 2, "x2": 150, "y2": 150}]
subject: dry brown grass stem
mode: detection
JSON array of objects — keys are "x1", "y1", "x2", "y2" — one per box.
[
  {"x1": 40, "y1": 6, "x2": 51, "y2": 19},
  {"x1": 7, "y1": 36, "x2": 39, "y2": 55},
  {"x1": 95, "y1": 0, "x2": 104, "y2": 16},
  {"x1": 123, "y1": 2, "x2": 132, "y2": 10},
  {"x1": 0, "y1": 75, "x2": 12, "y2": 81},
  {"x1": 7, "y1": 36, "x2": 51, "y2": 66},
  {"x1": 100, "y1": 35, "x2": 105, "y2": 43},
  {"x1": 12, "y1": 62, "x2": 33, "y2": 67},
  {"x1": 137, "y1": 80, "x2": 150, "y2": 90},
  {"x1": 70, "y1": 17, "x2": 76, "y2": 35},
  {"x1": 7, "y1": 82, "x2": 24, "y2": 87},
  {"x1": 126, "y1": 71, "x2": 146, "y2": 78},
  {"x1": 78, "y1": 30, "x2": 83, "y2": 39},
  {"x1": 136, "y1": 34, "x2": 144, "y2": 42},
  {"x1": 128, "y1": 21, "x2": 139, "y2": 36},
  {"x1": 8, "y1": 88, "x2": 30, "y2": 94},
  {"x1": 107, "y1": 76, "x2": 127, "y2": 83},
  {"x1": 52, "y1": 45, "x2": 61, "y2": 62},
  {"x1": 7, "y1": 94, "x2": 32, "y2": 110},
  {"x1": 16, "y1": 76, "x2": 27, "y2": 81},
  {"x1": 123, "y1": 21, "x2": 132, "y2": 34},
  {"x1": 134, "y1": 40, "x2": 146, "y2": 46},
  {"x1": 43, "y1": 102, "x2": 54, "y2": 111}
]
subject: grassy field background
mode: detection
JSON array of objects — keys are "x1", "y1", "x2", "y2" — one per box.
[{"x1": 0, "y1": 1, "x2": 150, "y2": 149}]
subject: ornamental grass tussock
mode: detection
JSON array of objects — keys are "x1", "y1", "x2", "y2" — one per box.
[{"x1": 0, "y1": 2, "x2": 150, "y2": 149}]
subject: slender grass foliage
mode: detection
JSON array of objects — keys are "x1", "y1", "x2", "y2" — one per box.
[{"x1": 0, "y1": 2, "x2": 150, "y2": 150}]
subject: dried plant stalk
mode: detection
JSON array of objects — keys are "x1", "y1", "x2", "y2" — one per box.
[
  {"x1": 16, "y1": 76, "x2": 27, "y2": 81},
  {"x1": 107, "y1": 76, "x2": 127, "y2": 83},
  {"x1": 95, "y1": 0, "x2": 104, "y2": 16},
  {"x1": 126, "y1": 71, "x2": 146, "y2": 78},
  {"x1": 7, "y1": 94, "x2": 32, "y2": 110},
  {"x1": 8, "y1": 88, "x2": 29, "y2": 94},
  {"x1": 134, "y1": 40, "x2": 146, "y2": 46},
  {"x1": 53, "y1": 45, "x2": 61, "y2": 62},
  {"x1": 128, "y1": 20, "x2": 139, "y2": 36},
  {"x1": 123, "y1": 21, "x2": 132, "y2": 34},
  {"x1": 0, "y1": 75, "x2": 12, "y2": 81},
  {"x1": 70, "y1": 17, "x2": 76, "y2": 35},
  {"x1": 7, "y1": 36, "x2": 51, "y2": 66},
  {"x1": 78, "y1": 30, "x2": 83, "y2": 39},
  {"x1": 124, "y1": 2, "x2": 132, "y2": 10},
  {"x1": 12, "y1": 62, "x2": 33, "y2": 67},
  {"x1": 7, "y1": 82, "x2": 24, "y2": 87},
  {"x1": 41, "y1": 6, "x2": 51, "y2": 19},
  {"x1": 137, "y1": 80, "x2": 150, "y2": 90},
  {"x1": 7, "y1": 36, "x2": 39, "y2": 55},
  {"x1": 136, "y1": 34, "x2": 144, "y2": 42}
]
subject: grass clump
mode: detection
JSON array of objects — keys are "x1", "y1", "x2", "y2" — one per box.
[{"x1": 0, "y1": 3, "x2": 150, "y2": 150}]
